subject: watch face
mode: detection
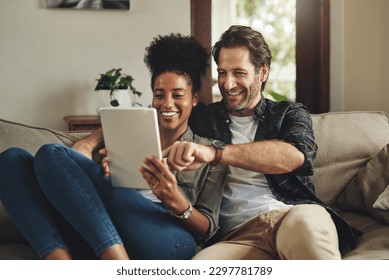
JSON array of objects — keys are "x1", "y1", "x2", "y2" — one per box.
[
  {"x1": 182, "y1": 206, "x2": 193, "y2": 219},
  {"x1": 183, "y1": 211, "x2": 191, "y2": 219},
  {"x1": 213, "y1": 140, "x2": 226, "y2": 149}
]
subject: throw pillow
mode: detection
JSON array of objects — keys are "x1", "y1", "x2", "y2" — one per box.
[
  {"x1": 336, "y1": 143, "x2": 389, "y2": 224},
  {"x1": 373, "y1": 184, "x2": 389, "y2": 210}
]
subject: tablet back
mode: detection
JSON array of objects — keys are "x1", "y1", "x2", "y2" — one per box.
[{"x1": 99, "y1": 107, "x2": 162, "y2": 189}]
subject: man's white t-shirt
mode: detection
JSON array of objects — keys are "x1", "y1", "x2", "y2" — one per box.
[{"x1": 219, "y1": 114, "x2": 289, "y2": 236}]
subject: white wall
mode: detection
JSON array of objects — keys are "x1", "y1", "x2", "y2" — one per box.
[
  {"x1": 0, "y1": 0, "x2": 190, "y2": 130},
  {"x1": 2, "y1": 0, "x2": 388, "y2": 131},
  {"x1": 332, "y1": 0, "x2": 389, "y2": 113}
]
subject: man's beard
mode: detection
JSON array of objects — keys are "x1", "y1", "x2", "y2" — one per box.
[{"x1": 223, "y1": 75, "x2": 261, "y2": 112}]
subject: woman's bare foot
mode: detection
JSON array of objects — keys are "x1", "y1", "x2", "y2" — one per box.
[
  {"x1": 100, "y1": 244, "x2": 129, "y2": 260},
  {"x1": 44, "y1": 248, "x2": 72, "y2": 260}
]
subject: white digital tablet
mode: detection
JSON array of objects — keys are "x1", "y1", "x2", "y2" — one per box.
[{"x1": 99, "y1": 107, "x2": 162, "y2": 189}]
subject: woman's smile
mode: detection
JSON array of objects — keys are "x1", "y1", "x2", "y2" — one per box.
[{"x1": 161, "y1": 111, "x2": 180, "y2": 118}]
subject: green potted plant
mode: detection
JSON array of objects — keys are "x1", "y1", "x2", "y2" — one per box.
[{"x1": 94, "y1": 68, "x2": 142, "y2": 111}]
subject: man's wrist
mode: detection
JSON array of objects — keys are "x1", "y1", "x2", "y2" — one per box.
[{"x1": 211, "y1": 140, "x2": 226, "y2": 165}]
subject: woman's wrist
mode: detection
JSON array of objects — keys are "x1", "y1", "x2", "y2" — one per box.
[
  {"x1": 170, "y1": 202, "x2": 192, "y2": 220},
  {"x1": 168, "y1": 196, "x2": 191, "y2": 217}
]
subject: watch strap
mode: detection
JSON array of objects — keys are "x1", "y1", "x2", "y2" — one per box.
[
  {"x1": 211, "y1": 140, "x2": 226, "y2": 165},
  {"x1": 171, "y1": 202, "x2": 193, "y2": 220},
  {"x1": 214, "y1": 147, "x2": 223, "y2": 164}
]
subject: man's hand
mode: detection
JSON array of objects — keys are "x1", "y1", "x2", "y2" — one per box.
[
  {"x1": 163, "y1": 141, "x2": 217, "y2": 171},
  {"x1": 99, "y1": 148, "x2": 110, "y2": 176},
  {"x1": 72, "y1": 140, "x2": 94, "y2": 159},
  {"x1": 71, "y1": 128, "x2": 104, "y2": 159}
]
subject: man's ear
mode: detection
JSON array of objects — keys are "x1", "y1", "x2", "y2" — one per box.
[{"x1": 261, "y1": 65, "x2": 270, "y2": 82}]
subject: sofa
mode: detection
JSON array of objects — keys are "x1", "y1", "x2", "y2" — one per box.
[{"x1": 0, "y1": 111, "x2": 389, "y2": 260}]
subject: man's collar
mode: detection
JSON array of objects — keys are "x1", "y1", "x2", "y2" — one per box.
[{"x1": 253, "y1": 94, "x2": 267, "y2": 122}]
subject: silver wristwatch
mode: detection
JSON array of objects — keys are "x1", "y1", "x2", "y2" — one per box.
[{"x1": 171, "y1": 203, "x2": 193, "y2": 220}]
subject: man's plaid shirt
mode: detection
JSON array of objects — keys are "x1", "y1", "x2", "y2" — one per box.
[{"x1": 189, "y1": 96, "x2": 360, "y2": 251}]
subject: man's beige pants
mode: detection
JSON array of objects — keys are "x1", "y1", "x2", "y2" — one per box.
[{"x1": 193, "y1": 204, "x2": 341, "y2": 260}]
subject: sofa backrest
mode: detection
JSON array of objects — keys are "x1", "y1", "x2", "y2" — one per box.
[
  {"x1": 0, "y1": 118, "x2": 78, "y2": 155},
  {"x1": 2, "y1": 112, "x2": 389, "y2": 207},
  {"x1": 311, "y1": 111, "x2": 389, "y2": 205}
]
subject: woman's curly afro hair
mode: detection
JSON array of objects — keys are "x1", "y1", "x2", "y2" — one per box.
[{"x1": 144, "y1": 33, "x2": 209, "y2": 93}]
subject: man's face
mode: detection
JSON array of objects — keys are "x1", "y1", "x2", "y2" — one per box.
[{"x1": 217, "y1": 46, "x2": 265, "y2": 117}]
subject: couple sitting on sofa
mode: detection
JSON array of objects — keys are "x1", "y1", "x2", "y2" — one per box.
[{"x1": 0, "y1": 25, "x2": 360, "y2": 260}]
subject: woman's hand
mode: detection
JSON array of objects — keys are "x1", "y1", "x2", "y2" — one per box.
[
  {"x1": 99, "y1": 148, "x2": 110, "y2": 176},
  {"x1": 139, "y1": 156, "x2": 188, "y2": 212},
  {"x1": 139, "y1": 156, "x2": 211, "y2": 238}
]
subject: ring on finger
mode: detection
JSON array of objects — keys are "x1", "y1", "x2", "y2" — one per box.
[{"x1": 152, "y1": 182, "x2": 159, "y2": 189}]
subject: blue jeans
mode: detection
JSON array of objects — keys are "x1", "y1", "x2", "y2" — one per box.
[{"x1": 0, "y1": 144, "x2": 196, "y2": 259}]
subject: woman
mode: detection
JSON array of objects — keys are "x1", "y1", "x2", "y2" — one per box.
[{"x1": 0, "y1": 34, "x2": 226, "y2": 260}]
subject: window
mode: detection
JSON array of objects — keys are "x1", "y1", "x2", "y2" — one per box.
[{"x1": 191, "y1": 0, "x2": 330, "y2": 113}]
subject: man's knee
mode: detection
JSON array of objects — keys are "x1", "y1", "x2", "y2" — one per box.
[
  {"x1": 192, "y1": 242, "x2": 270, "y2": 260},
  {"x1": 276, "y1": 204, "x2": 341, "y2": 259}
]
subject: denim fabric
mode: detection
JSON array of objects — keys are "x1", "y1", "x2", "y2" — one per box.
[
  {"x1": 0, "y1": 147, "x2": 69, "y2": 258},
  {"x1": 35, "y1": 143, "x2": 199, "y2": 259},
  {"x1": 0, "y1": 144, "x2": 200, "y2": 259},
  {"x1": 34, "y1": 144, "x2": 123, "y2": 257},
  {"x1": 189, "y1": 96, "x2": 360, "y2": 251},
  {"x1": 0, "y1": 147, "x2": 122, "y2": 259}
]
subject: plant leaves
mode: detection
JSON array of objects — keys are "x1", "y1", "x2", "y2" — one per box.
[
  {"x1": 95, "y1": 68, "x2": 143, "y2": 98},
  {"x1": 265, "y1": 90, "x2": 290, "y2": 102},
  {"x1": 110, "y1": 99, "x2": 120, "y2": 107}
]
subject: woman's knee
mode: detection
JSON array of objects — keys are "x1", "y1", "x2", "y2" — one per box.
[
  {"x1": 34, "y1": 144, "x2": 69, "y2": 167},
  {"x1": 0, "y1": 148, "x2": 34, "y2": 180},
  {"x1": 0, "y1": 147, "x2": 32, "y2": 164},
  {"x1": 35, "y1": 143, "x2": 64, "y2": 160},
  {"x1": 0, "y1": 148, "x2": 35, "y2": 195}
]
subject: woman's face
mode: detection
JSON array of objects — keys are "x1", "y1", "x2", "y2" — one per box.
[{"x1": 152, "y1": 72, "x2": 198, "y2": 135}]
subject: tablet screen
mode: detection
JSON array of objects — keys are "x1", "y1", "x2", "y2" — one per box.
[{"x1": 99, "y1": 107, "x2": 162, "y2": 189}]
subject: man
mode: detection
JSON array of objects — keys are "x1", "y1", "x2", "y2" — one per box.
[
  {"x1": 74, "y1": 25, "x2": 360, "y2": 259},
  {"x1": 164, "y1": 25, "x2": 360, "y2": 260}
]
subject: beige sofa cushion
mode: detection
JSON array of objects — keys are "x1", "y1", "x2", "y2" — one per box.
[
  {"x1": 0, "y1": 118, "x2": 78, "y2": 155},
  {"x1": 311, "y1": 111, "x2": 389, "y2": 205},
  {"x1": 340, "y1": 211, "x2": 389, "y2": 259},
  {"x1": 336, "y1": 144, "x2": 389, "y2": 224}
]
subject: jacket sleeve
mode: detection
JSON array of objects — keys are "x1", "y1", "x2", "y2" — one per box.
[
  {"x1": 180, "y1": 135, "x2": 228, "y2": 243},
  {"x1": 278, "y1": 103, "x2": 317, "y2": 176},
  {"x1": 194, "y1": 163, "x2": 227, "y2": 243}
]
